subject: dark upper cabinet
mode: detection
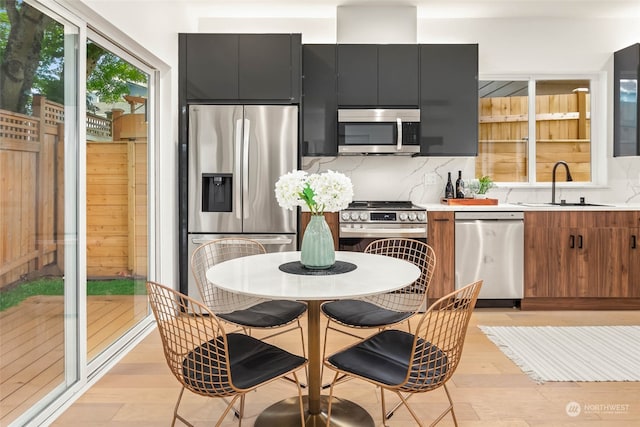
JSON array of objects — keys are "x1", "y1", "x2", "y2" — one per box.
[
  {"x1": 182, "y1": 33, "x2": 300, "y2": 103},
  {"x1": 302, "y1": 45, "x2": 338, "y2": 156},
  {"x1": 337, "y1": 44, "x2": 419, "y2": 107},
  {"x1": 419, "y1": 44, "x2": 478, "y2": 156},
  {"x1": 185, "y1": 34, "x2": 238, "y2": 100},
  {"x1": 614, "y1": 43, "x2": 640, "y2": 157},
  {"x1": 238, "y1": 34, "x2": 300, "y2": 101},
  {"x1": 378, "y1": 45, "x2": 419, "y2": 106},
  {"x1": 302, "y1": 43, "x2": 478, "y2": 156},
  {"x1": 337, "y1": 45, "x2": 378, "y2": 106}
]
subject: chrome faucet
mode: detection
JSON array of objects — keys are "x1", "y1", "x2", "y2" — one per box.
[{"x1": 551, "y1": 161, "x2": 573, "y2": 204}]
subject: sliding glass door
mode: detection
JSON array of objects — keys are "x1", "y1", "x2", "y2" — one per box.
[
  {"x1": 84, "y1": 33, "x2": 151, "y2": 362},
  {"x1": 1, "y1": 1, "x2": 158, "y2": 424},
  {"x1": 0, "y1": 2, "x2": 80, "y2": 424}
]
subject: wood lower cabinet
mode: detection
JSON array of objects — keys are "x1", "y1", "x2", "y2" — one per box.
[
  {"x1": 629, "y1": 226, "x2": 640, "y2": 295},
  {"x1": 427, "y1": 211, "x2": 455, "y2": 301},
  {"x1": 300, "y1": 212, "x2": 339, "y2": 249},
  {"x1": 524, "y1": 210, "x2": 640, "y2": 308}
]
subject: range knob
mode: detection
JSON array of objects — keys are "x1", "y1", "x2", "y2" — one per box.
[
  {"x1": 350, "y1": 212, "x2": 359, "y2": 221},
  {"x1": 399, "y1": 213, "x2": 408, "y2": 221},
  {"x1": 417, "y1": 212, "x2": 426, "y2": 221},
  {"x1": 341, "y1": 212, "x2": 351, "y2": 221},
  {"x1": 359, "y1": 212, "x2": 368, "y2": 221},
  {"x1": 408, "y1": 213, "x2": 417, "y2": 221}
]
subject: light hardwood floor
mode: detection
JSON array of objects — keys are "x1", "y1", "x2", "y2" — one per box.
[{"x1": 53, "y1": 309, "x2": 640, "y2": 426}]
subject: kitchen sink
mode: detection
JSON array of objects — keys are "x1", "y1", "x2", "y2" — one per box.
[
  {"x1": 515, "y1": 202, "x2": 612, "y2": 207},
  {"x1": 552, "y1": 202, "x2": 612, "y2": 207}
]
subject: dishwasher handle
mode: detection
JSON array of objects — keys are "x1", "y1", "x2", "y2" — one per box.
[{"x1": 454, "y1": 211, "x2": 524, "y2": 221}]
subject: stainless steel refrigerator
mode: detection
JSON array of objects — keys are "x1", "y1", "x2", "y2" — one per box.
[{"x1": 186, "y1": 105, "x2": 298, "y2": 302}]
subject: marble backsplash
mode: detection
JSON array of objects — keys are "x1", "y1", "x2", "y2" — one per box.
[{"x1": 302, "y1": 156, "x2": 640, "y2": 205}]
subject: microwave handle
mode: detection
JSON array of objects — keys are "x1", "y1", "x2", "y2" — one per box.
[{"x1": 396, "y1": 118, "x2": 402, "y2": 150}]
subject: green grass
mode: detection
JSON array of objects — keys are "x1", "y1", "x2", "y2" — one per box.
[{"x1": 0, "y1": 277, "x2": 146, "y2": 312}]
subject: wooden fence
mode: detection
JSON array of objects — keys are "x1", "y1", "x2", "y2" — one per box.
[
  {"x1": 0, "y1": 97, "x2": 147, "y2": 289},
  {"x1": 86, "y1": 140, "x2": 147, "y2": 277},
  {"x1": 1, "y1": 96, "x2": 62, "y2": 287},
  {"x1": 477, "y1": 92, "x2": 591, "y2": 182}
]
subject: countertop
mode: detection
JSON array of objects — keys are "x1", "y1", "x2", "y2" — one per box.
[{"x1": 415, "y1": 202, "x2": 640, "y2": 212}]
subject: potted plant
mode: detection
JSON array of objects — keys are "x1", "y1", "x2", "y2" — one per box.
[{"x1": 476, "y1": 175, "x2": 495, "y2": 198}]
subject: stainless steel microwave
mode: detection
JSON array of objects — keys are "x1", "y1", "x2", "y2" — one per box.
[{"x1": 338, "y1": 109, "x2": 420, "y2": 155}]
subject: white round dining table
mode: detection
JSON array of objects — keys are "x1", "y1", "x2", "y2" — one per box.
[{"x1": 206, "y1": 250, "x2": 421, "y2": 427}]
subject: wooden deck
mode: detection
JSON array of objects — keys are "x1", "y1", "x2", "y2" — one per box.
[{"x1": 0, "y1": 295, "x2": 147, "y2": 425}]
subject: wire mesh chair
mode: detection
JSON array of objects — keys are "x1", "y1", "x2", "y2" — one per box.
[
  {"x1": 324, "y1": 280, "x2": 482, "y2": 427},
  {"x1": 146, "y1": 281, "x2": 308, "y2": 427},
  {"x1": 191, "y1": 238, "x2": 307, "y2": 354},
  {"x1": 321, "y1": 238, "x2": 436, "y2": 358}
]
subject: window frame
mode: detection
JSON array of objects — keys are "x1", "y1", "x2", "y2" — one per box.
[{"x1": 479, "y1": 72, "x2": 607, "y2": 188}]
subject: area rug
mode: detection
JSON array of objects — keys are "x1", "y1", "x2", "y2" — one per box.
[{"x1": 478, "y1": 325, "x2": 640, "y2": 383}]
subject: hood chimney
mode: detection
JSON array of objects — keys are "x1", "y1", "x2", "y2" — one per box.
[{"x1": 336, "y1": 5, "x2": 417, "y2": 44}]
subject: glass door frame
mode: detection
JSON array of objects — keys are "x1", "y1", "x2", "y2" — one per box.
[
  {"x1": 12, "y1": 1, "x2": 161, "y2": 425},
  {"x1": 83, "y1": 29, "x2": 158, "y2": 375}
]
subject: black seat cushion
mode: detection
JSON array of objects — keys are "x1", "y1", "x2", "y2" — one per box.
[
  {"x1": 327, "y1": 329, "x2": 448, "y2": 388},
  {"x1": 322, "y1": 299, "x2": 412, "y2": 327},
  {"x1": 218, "y1": 300, "x2": 307, "y2": 328},
  {"x1": 183, "y1": 333, "x2": 306, "y2": 393}
]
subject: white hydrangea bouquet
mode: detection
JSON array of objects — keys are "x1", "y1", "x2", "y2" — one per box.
[{"x1": 275, "y1": 170, "x2": 354, "y2": 215}]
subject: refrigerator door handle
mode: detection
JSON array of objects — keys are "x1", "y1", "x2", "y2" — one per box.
[
  {"x1": 252, "y1": 236, "x2": 293, "y2": 245},
  {"x1": 192, "y1": 236, "x2": 293, "y2": 246},
  {"x1": 242, "y1": 118, "x2": 250, "y2": 220},
  {"x1": 234, "y1": 118, "x2": 243, "y2": 220}
]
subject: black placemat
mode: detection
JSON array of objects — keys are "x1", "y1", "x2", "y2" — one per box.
[{"x1": 279, "y1": 261, "x2": 357, "y2": 276}]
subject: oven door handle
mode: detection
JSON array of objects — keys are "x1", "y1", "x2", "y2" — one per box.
[{"x1": 340, "y1": 226, "x2": 427, "y2": 238}]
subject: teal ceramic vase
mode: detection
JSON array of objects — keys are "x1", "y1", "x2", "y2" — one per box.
[{"x1": 300, "y1": 214, "x2": 335, "y2": 269}]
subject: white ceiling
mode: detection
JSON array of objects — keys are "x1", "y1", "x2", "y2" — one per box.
[{"x1": 182, "y1": 0, "x2": 640, "y2": 19}]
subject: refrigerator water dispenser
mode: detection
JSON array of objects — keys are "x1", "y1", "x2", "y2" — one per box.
[{"x1": 202, "y1": 173, "x2": 232, "y2": 212}]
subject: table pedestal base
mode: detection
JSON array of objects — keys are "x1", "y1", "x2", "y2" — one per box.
[{"x1": 254, "y1": 395, "x2": 374, "y2": 427}]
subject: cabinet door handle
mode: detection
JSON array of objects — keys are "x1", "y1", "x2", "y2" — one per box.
[
  {"x1": 578, "y1": 234, "x2": 583, "y2": 249},
  {"x1": 632, "y1": 235, "x2": 637, "y2": 249},
  {"x1": 569, "y1": 235, "x2": 575, "y2": 249},
  {"x1": 433, "y1": 218, "x2": 449, "y2": 222}
]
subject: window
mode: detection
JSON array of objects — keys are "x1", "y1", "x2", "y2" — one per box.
[{"x1": 477, "y1": 77, "x2": 597, "y2": 184}]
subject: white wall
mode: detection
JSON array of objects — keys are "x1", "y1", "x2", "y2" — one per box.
[{"x1": 79, "y1": 1, "x2": 640, "y2": 220}]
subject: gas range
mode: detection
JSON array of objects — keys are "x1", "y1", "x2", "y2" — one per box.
[
  {"x1": 340, "y1": 201, "x2": 426, "y2": 224},
  {"x1": 339, "y1": 201, "x2": 427, "y2": 243}
]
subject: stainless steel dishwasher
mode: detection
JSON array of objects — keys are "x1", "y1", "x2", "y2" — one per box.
[{"x1": 454, "y1": 211, "x2": 524, "y2": 301}]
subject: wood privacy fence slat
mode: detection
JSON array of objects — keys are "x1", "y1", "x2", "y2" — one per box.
[
  {"x1": 0, "y1": 98, "x2": 51, "y2": 285},
  {"x1": 477, "y1": 92, "x2": 591, "y2": 182},
  {"x1": 1, "y1": 97, "x2": 147, "y2": 288}
]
